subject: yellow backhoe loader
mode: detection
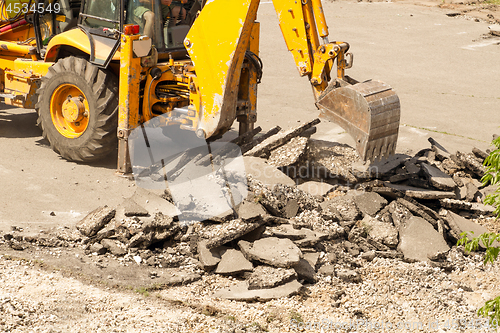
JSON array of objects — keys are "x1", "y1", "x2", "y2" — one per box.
[{"x1": 0, "y1": 0, "x2": 400, "y2": 174}]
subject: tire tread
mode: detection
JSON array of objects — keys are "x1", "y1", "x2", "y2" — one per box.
[{"x1": 35, "y1": 57, "x2": 118, "y2": 162}]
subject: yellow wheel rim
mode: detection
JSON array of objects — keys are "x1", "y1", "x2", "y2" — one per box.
[{"x1": 50, "y1": 84, "x2": 90, "y2": 139}]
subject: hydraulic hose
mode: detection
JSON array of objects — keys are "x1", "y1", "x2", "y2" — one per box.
[{"x1": 0, "y1": 0, "x2": 23, "y2": 23}]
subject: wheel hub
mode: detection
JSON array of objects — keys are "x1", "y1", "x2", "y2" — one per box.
[
  {"x1": 50, "y1": 84, "x2": 90, "y2": 139},
  {"x1": 62, "y1": 96, "x2": 86, "y2": 123}
]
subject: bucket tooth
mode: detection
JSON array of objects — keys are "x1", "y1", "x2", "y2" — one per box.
[
  {"x1": 317, "y1": 79, "x2": 401, "y2": 161},
  {"x1": 380, "y1": 141, "x2": 388, "y2": 158}
]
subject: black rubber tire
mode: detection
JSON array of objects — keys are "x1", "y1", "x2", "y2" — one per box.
[{"x1": 36, "y1": 56, "x2": 119, "y2": 162}]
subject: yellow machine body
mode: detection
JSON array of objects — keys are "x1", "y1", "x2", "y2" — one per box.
[
  {"x1": 184, "y1": 0, "x2": 259, "y2": 139},
  {"x1": 1, "y1": 0, "x2": 32, "y2": 20},
  {"x1": 0, "y1": 0, "x2": 400, "y2": 172},
  {"x1": 45, "y1": 29, "x2": 121, "y2": 62}
]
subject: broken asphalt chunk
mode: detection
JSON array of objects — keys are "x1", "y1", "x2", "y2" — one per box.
[
  {"x1": 240, "y1": 126, "x2": 281, "y2": 155},
  {"x1": 203, "y1": 217, "x2": 267, "y2": 249},
  {"x1": 465, "y1": 182, "x2": 479, "y2": 202},
  {"x1": 89, "y1": 242, "x2": 107, "y2": 255},
  {"x1": 352, "y1": 154, "x2": 409, "y2": 179},
  {"x1": 361, "y1": 216, "x2": 399, "y2": 248},
  {"x1": 244, "y1": 118, "x2": 320, "y2": 158},
  {"x1": 397, "y1": 216, "x2": 450, "y2": 262},
  {"x1": 238, "y1": 237, "x2": 302, "y2": 268},
  {"x1": 297, "y1": 181, "x2": 334, "y2": 197},
  {"x1": 117, "y1": 198, "x2": 149, "y2": 218},
  {"x1": 197, "y1": 240, "x2": 222, "y2": 269},
  {"x1": 370, "y1": 186, "x2": 404, "y2": 200},
  {"x1": 476, "y1": 185, "x2": 497, "y2": 204},
  {"x1": 283, "y1": 199, "x2": 299, "y2": 219},
  {"x1": 237, "y1": 200, "x2": 267, "y2": 221},
  {"x1": 293, "y1": 228, "x2": 328, "y2": 247},
  {"x1": 243, "y1": 156, "x2": 295, "y2": 187},
  {"x1": 421, "y1": 163, "x2": 457, "y2": 191},
  {"x1": 131, "y1": 187, "x2": 180, "y2": 218},
  {"x1": 387, "y1": 201, "x2": 414, "y2": 231},
  {"x1": 396, "y1": 197, "x2": 439, "y2": 228},
  {"x1": 374, "y1": 250, "x2": 404, "y2": 259},
  {"x1": 265, "y1": 224, "x2": 307, "y2": 240},
  {"x1": 353, "y1": 192, "x2": 388, "y2": 217},
  {"x1": 303, "y1": 252, "x2": 319, "y2": 268},
  {"x1": 490, "y1": 24, "x2": 500, "y2": 37},
  {"x1": 77, "y1": 206, "x2": 115, "y2": 237},
  {"x1": 444, "y1": 211, "x2": 500, "y2": 248},
  {"x1": 215, "y1": 249, "x2": 253, "y2": 275},
  {"x1": 303, "y1": 140, "x2": 359, "y2": 183},
  {"x1": 196, "y1": 126, "x2": 262, "y2": 167},
  {"x1": 100, "y1": 239, "x2": 127, "y2": 256},
  {"x1": 247, "y1": 266, "x2": 297, "y2": 290},
  {"x1": 317, "y1": 264, "x2": 335, "y2": 276},
  {"x1": 472, "y1": 147, "x2": 488, "y2": 161},
  {"x1": 293, "y1": 258, "x2": 317, "y2": 283},
  {"x1": 439, "y1": 198, "x2": 495, "y2": 214},
  {"x1": 454, "y1": 151, "x2": 485, "y2": 178},
  {"x1": 320, "y1": 194, "x2": 361, "y2": 221},
  {"x1": 429, "y1": 137, "x2": 451, "y2": 161},
  {"x1": 384, "y1": 183, "x2": 456, "y2": 200},
  {"x1": 336, "y1": 269, "x2": 361, "y2": 283},
  {"x1": 268, "y1": 136, "x2": 308, "y2": 167}
]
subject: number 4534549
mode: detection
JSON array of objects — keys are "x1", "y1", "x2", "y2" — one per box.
[{"x1": 6, "y1": 1, "x2": 61, "y2": 14}]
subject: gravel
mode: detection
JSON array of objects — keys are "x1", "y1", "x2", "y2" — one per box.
[
  {"x1": 2, "y1": 122, "x2": 500, "y2": 332},
  {"x1": 1, "y1": 244, "x2": 500, "y2": 332}
]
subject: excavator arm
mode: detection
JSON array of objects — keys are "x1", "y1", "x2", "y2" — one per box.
[
  {"x1": 273, "y1": 0, "x2": 401, "y2": 161},
  {"x1": 184, "y1": 0, "x2": 400, "y2": 160},
  {"x1": 273, "y1": 0, "x2": 336, "y2": 96}
]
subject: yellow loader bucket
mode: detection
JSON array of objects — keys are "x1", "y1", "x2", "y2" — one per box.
[{"x1": 316, "y1": 79, "x2": 401, "y2": 161}]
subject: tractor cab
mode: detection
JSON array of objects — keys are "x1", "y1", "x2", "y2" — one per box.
[
  {"x1": 75, "y1": 0, "x2": 200, "y2": 65},
  {"x1": 124, "y1": 0, "x2": 200, "y2": 51},
  {"x1": 30, "y1": 0, "x2": 200, "y2": 66}
]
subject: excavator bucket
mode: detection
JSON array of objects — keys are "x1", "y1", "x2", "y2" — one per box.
[{"x1": 317, "y1": 79, "x2": 401, "y2": 161}]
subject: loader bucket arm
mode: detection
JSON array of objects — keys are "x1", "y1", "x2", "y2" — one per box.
[{"x1": 185, "y1": 0, "x2": 260, "y2": 139}]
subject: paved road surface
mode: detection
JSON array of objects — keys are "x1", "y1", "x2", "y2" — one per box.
[
  {"x1": 257, "y1": 1, "x2": 499, "y2": 151},
  {"x1": 0, "y1": 1, "x2": 498, "y2": 230}
]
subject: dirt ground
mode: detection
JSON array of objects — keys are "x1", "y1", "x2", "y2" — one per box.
[
  {"x1": 1, "y1": 0, "x2": 500, "y2": 332},
  {"x1": 2, "y1": 0, "x2": 499, "y2": 229},
  {"x1": 393, "y1": 0, "x2": 500, "y2": 23}
]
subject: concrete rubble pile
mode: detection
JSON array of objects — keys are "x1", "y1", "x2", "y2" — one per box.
[{"x1": 5, "y1": 119, "x2": 498, "y2": 302}]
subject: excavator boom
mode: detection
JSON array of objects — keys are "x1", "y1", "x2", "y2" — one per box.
[
  {"x1": 0, "y1": 0, "x2": 400, "y2": 172},
  {"x1": 187, "y1": 0, "x2": 400, "y2": 160},
  {"x1": 270, "y1": 0, "x2": 401, "y2": 160}
]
